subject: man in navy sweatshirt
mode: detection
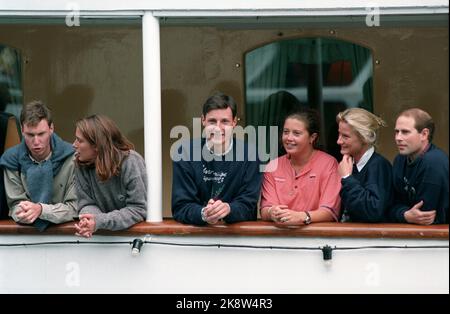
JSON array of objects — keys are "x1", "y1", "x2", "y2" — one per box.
[
  {"x1": 171, "y1": 92, "x2": 262, "y2": 225},
  {"x1": 390, "y1": 108, "x2": 448, "y2": 224}
]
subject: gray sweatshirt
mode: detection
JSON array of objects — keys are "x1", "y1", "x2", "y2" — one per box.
[{"x1": 75, "y1": 150, "x2": 147, "y2": 231}]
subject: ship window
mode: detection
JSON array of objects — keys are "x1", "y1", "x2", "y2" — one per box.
[
  {"x1": 245, "y1": 37, "x2": 373, "y2": 160},
  {"x1": 0, "y1": 45, "x2": 23, "y2": 121}
]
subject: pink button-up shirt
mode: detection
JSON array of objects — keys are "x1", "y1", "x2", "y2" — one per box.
[{"x1": 261, "y1": 150, "x2": 341, "y2": 221}]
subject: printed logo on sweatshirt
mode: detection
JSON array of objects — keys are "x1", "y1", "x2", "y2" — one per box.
[{"x1": 202, "y1": 165, "x2": 227, "y2": 184}]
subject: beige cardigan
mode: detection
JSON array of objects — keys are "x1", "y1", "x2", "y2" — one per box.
[{"x1": 3, "y1": 155, "x2": 77, "y2": 224}]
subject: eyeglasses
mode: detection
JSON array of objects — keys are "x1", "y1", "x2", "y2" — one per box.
[{"x1": 403, "y1": 176, "x2": 416, "y2": 201}]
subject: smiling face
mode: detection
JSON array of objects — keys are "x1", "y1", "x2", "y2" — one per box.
[
  {"x1": 202, "y1": 107, "x2": 237, "y2": 149},
  {"x1": 395, "y1": 115, "x2": 428, "y2": 158},
  {"x1": 73, "y1": 127, "x2": 97, "y2": 163},
  {"x1": 22, "y1": 119, "x2": 54, "y2": 162},
  {"x1": 282, "y1": 118, "x2": 316, "y2": 157},
  {"x1": 337, "y1": 121, "x2": 368, "y2": 161}
]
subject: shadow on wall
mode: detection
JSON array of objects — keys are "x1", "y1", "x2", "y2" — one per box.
[
  {"x1": 162, "y1": 88, "x2": 189, "y2": 132},
  {"x1": 126, "y1": 89, "x2": 189, "y2": 159},
  {"x1": 0, "y1": 83, "x2": 11, "y2": 113},
  {"x1": 127, "y1": 127, "x2": 144, "y2": 157},
  {"x1": 262, "y1": 90, "x2": 307, "y2": 157},
  {"x1": 212, "y1": 80, "x2": 242, "y2": 118},
  {"x1": 161, "y1": 88, "x2": 189, "y2": 218},
  {"x1": 161, "y1": 88, "x2": 188, "y2": 161},
  {"x1": 50, "y1": 84, "x2": 94, "y2": 142}
]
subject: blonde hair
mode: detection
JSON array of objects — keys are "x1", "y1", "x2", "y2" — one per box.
[{"x1": 336, "y1": 108, "x2": 386, "y2": 147}]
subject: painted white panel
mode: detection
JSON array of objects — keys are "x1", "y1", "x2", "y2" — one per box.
[
  {"x1": 142, "y1": 12, "x2": 163, "y2": 222},
  {"x1": 0, "y1": 234, "x2": 448, "y2": 293},
  {"x1": 0, "y1": 0, "x2": 448, "y2": 10},
  {"x1": 0, "y1": 0, "x2": 448, "y2": 16}
]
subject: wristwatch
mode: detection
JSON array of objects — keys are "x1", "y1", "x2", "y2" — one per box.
[
  {"x1": 303, "y1": 211, "x2": 312, "y2": 225},
  {"x1": 201, "y1": 207, "x2": 207, "y2": 222}
]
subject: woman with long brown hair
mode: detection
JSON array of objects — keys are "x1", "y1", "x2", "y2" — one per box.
[{"x1": 73, "y1": 114, "x2": 147, "y2": 237}]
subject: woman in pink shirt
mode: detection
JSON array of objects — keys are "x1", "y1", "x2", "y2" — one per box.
[{"x1": 260, "y1": 109, "x2": 341, "y2": 225}]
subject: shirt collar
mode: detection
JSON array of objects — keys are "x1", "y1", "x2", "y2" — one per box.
[
  {"x1": 206, "y1": 139, "x2": 234, "y2": 156},
  {"x1": 29, "y1": 151, "x2": 52, "y2": 164},
  {"x1": 356, "y1": 146, "x2": 374, "y2": 172}
]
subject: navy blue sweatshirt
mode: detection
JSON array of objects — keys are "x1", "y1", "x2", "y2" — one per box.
[
  {"x1": 389, "y1": 144, "x2": 449, "y2": 224},
  {"x1": 171, "y1": 138, "x2": 262, "y2": 225},
  {"x1": 340, "y1": 152, "x2": 393, "y2": 222}
]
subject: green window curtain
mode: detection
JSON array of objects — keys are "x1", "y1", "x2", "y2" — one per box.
[{"x1": 245, "y1": 37, "x2": 373, "y2": 159}]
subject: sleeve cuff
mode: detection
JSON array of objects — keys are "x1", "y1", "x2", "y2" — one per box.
[
  {"x1": 39, "y1": 203, "x2": 52, "y2": 221},
  {"x1": 92, "y1": 213, "x2": 106, "y2": 231},
  {"x1": 397, "y1": 209, "x2": 408, "y2": 223},
  {"x1": 10, "y1": 206, "x2": 21, "y2": 222}
]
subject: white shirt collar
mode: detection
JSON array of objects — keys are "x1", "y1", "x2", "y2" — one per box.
[
  {"x1": 206, "y1": 139, "x2": 234, "y2": 156},
  {"x1": 29, "y1": 151, "x2": 52, "y2": 164},
  {"x1": 356, "y1": 146, "x2": 374, "y2": 172}
]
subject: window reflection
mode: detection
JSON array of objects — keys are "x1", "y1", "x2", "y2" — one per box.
[
  {"x1": 0, "y1": 45, "x2": 23, "y2": 120},
  {"x1": 245, "y1": 37, "x2": 373, "y2": 160}
]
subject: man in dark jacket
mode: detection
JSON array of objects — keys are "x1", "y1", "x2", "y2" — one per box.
[
  {"x1": 390, "y1": 108, "x2": 448, "y2": 224},
  {"x1": 171, "y1": 92, "x2": 262, "y2": 225}
]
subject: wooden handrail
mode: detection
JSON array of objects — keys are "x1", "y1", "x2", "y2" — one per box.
[{"x1": 0, "y1": 218, "x2": 448, "y2": 239}]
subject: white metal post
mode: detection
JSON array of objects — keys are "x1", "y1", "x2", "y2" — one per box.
[{"x1": 142, "y1": 12, "x2": 163, "y2": 222}]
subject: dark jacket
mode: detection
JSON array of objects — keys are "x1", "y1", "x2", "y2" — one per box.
[
  {"x1": 340, "y1": 152, "x2": 393, "y2": 223},
  {"x1": 389, "y1": 144, "x2": 449, "y2": 224},
  {"x1": 171, "y1": 138, "x2": 262, "y2": 225}
]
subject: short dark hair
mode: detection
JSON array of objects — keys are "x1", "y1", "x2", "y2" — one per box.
[
  {"x1": 202, "y1": 92, "x2": 237, "y2": 118},
  {"x1": 20, "y1": 100, "x2": 53, "y2": 127},
  {"x1": 398, "y1": 108, "x2": 435, "y2": 142}
]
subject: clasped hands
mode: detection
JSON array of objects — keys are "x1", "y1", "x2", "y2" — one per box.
[
  {"x1": 75, "y1": 214, "x2": 96, "y2": 238},
  {"x1": 15, "y1": 201, "x2": 42, "y2": 224},
  {"x1": 268, "y1": 205, "x2": 307, "y2": 226},
  {"x1": 202, "y1": 199, "x2": 231, "y2": 224}
]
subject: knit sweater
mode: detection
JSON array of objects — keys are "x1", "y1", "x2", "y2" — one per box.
[
  {"x1": 340, "y1": 152, "x2": 393, "y2": 222},
  {"x1": 75, "y1": 150, "x2": 147, "y2": 231},
  {"x1": 390, "y1": 144, "x2": 449, "y2": 224},
  {"x1": 171, "y1": 138, "x2": 262, "y2": 225}
]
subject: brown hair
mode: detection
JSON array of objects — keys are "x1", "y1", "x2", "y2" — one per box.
[
  {"x1": 20, "y1": 100, "x2": 53, "y2": 127},
  {"x1": 398, "y1": 108, "x2": 435, "y2": 142},
  {"x1": 202, "y1": 91, "x2": 237, "y2": 118},
  {"x1": 285, "y1": 108, "x2": 321, "y2": 149},
  {"x1": 75, "y1": 114, "x2": 134, "y2": 181}
]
